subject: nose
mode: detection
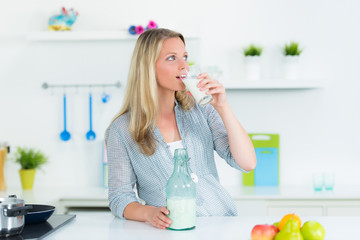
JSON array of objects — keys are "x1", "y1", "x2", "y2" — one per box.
[{"x1": 179, "y1": 58, "x2": 189, "y2": 71}]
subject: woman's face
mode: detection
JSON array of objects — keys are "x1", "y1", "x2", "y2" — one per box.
[{"x1": 155, "y1": 37, "x2": 188, "y2": 92}]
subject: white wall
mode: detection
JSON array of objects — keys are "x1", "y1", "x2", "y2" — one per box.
[{"x1": 1, "y1": 0, "x2": 359, "y2": 190}]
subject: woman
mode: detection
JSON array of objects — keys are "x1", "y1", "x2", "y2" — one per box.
[{"x1": 105, "y1": 28, "x2": 256, "y2": 229}]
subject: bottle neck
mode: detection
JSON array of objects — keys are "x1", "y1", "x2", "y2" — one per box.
[
  {"x1": 173, "y1": 158, "x2": 188, "y2": 174},
  {"x1": 172, "y1": 148, "x2": 190, "y2": 175}
]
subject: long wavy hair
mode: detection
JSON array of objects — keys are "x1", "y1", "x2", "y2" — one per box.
[{"x1": 111, "y1": 28, "x2": 195, "y2": 155}]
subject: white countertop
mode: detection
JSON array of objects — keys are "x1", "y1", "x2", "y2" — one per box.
[{"x1": 45, "y1": 212, "x2": 359, "y2": 240}]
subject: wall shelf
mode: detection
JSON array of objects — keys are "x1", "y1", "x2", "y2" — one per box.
[
  {"x1": 223, "y1": 80, "x2": 324, "y2": 90},
  {"x1": 26, "y1": 32, "x2": 321, "y2": 91},
  {"x1": 27, "y1": 30, "x2": 200, "y2": 41},
  {"x1": 27, "y1": 31, "x2": 138, "y2": 41}
]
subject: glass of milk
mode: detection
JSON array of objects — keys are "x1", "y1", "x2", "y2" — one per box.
[{"x1": 181, "y1": 65, "x2": 213, "y2": 106}]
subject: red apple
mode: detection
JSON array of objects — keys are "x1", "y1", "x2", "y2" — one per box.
[{"x1": 251, "y1": 224, "x2": 279, "y2": 240}]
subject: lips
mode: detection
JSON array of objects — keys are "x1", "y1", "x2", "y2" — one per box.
[{"x1": 176, "y1": 75, "x2": 187, "y2": 81}]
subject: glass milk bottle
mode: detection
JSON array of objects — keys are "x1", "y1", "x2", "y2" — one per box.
[{"x1": 166, "y1": 148, "x2": 196, "y2": 230}]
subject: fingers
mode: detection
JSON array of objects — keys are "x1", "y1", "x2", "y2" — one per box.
[
  {"x1": 200, "y1": 82, "x2": 222, "y2": 91},
  {"x1": 151, "y1": 207, "x2": 171, "y2": 230},
  {"x1": 195, "y1": 72, "x2": 227, "y2": 99},
  {"x1": 160, "y1": 207, "x2": 170, "y2": 215},
  {"x1": 198, "y1": 80, "x2": 225, "y2": 94},
  {"x1": 206, "y1": 86, "x2": 225, "y2": 95},
  {"x1": 197, "y1": 77, "x2": 219, "y2": 88},
  {"x1": 198, "y1": 73, "x2": 209, "y2": 79}
]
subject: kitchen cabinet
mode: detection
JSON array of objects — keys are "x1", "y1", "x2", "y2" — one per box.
[
  {"x1": 230, "y1": 186, "x2": 360, "y2": 217},
  {"x1": 327, "y1": 205, "x2": 360, "y2": 216},
  {"x1": 265, "y1": 200, "x2": 360, "y2": 216},
  {"x1": 267, "y1": 205, "x2": 323, "y2": 216},
  {"x1": 4, "y1": 185, "x2": 360, "y2": 216}
]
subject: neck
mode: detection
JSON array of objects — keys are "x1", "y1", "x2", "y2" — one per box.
[{"x1": 157, "y1": 87, "x2": 176, "y2": 118}]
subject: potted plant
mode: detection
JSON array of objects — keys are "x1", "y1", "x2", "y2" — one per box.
[
  {"x1": 243, "y1": 44, "x2": 263, "y2": 81},
  {"x1": 13, "y1": 147, "x2": 48, "y2": 190},
  {"x1": 283, "y1": 42, "x2": 303, "y2": 80}
]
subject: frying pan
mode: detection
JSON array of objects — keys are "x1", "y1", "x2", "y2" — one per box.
[{"x1": 25, "y1": 205, "x2": 55, "y2": 225}]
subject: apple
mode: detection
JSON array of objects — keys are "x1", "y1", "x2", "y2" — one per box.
[
  {"x1": 251, "y1": 224, "x2": 279, "y2": 240},
  {"x1": 300, "y1": 221, "x2": 325, "y2": 240}
]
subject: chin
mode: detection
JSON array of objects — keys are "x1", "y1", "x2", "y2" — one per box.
[
  {"x1": 174, "y1": 83, "x2": 186, "y2": 92},
  {"x1": 175, "y1": 87, "x2": 186, "y2": 92}
]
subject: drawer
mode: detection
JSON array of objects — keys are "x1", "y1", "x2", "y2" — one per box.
[
  {"x1": 235, "y1": 200, "x2": 266, "y2": 216},
  {"x1": 327, "y1": 206, "x2": 360, "y2": 216},
  {"x1": 267, "y1": 206, "x2": 324, "y2": 216}
]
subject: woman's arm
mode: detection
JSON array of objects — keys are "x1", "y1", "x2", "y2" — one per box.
[
  {"x1": 124, "y1": 202, "x2": 171, "y2": 230},
  {"x1": 198, "y1": 74, "x2": 257, "y2": 172},
  {"x1": 106, "y1": 121, "x2": 171, "y2": 229},
  {"x1": 214, "y1": 102, "x2": 256, "y2": 171}
]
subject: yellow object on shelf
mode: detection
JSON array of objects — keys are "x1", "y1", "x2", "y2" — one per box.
[
  {"x1": 0, "y1": 147, "x2": 7, "y2": 191},
  {"x1": 19, "y1": 169, "x2": 36, "y2": 190}
]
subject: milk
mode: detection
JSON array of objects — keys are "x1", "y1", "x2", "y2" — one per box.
[
  {"x1": 182, "y1": 76, "x2": 212, "y2": 105},
  {"x1": 166, "y1": 197, "x2": 196, "y2": 230}
]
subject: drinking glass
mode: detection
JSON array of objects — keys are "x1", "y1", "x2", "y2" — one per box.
[
  {"x1": 323, "y1": 172, "x2": 335, "y2": 191},
  {"x1": 181, "y1": 65, "x2": 213, "y2": 106},
  {"x1": 312, "y1": 173, "x2": 323, "y2": 191}
]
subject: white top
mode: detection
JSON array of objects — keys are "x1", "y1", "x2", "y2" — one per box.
[
  {"x1": 167, "y1": 140, "x2": 184, "y2": 157},
  {"x1": 45, "y1": 213, "x2": 359, "y2": 240}
]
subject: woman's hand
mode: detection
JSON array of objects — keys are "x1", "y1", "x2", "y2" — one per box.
[
  {"x1": 145, "y1": 206, "x2": 172, "y2": 230},
  {"x1": 197, "y1": 73, "x2": 227, "y2": 109}
]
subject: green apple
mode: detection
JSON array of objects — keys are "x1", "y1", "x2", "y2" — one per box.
[
  {"x1": 300, "y1": 221, "x2": 325, "y2": 240},
  {"x1": 273, "y1": 222, "x2": 279, "y2": 228}
]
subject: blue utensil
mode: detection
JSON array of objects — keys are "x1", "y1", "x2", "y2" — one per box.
[
  {"x1": 101, "y1": 92, "x2": 110, "y2": 103},
  {"x1": 86, "y1": 93, "x2": 96, "y2": 141},
  {"x1": 60, "y1": 94, "x2": 71, "y2": 141}
]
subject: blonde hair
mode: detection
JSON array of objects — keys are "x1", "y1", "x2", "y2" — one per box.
[{"x1": 112, "y1": 28, "x2": 195, "y2": 155}]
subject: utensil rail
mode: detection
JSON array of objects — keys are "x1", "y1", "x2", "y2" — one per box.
[{"x1": 42, "y1": 81, "x2": 121, "y2": 89}]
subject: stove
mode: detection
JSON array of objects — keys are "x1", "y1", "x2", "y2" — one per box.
[{"x1": 6, "y1": 214, "x2": 76, "y2": 240}]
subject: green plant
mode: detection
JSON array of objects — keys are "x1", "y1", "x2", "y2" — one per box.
[
  {"x1": 284, "y1": 42, "x2": 302, "y2": 56},
  {"x1": 243, "y1": 44, "x2": 262, "y2": 56},
  {"x1": 13, "y1": 147, "x2": 48, "y2": 170}
]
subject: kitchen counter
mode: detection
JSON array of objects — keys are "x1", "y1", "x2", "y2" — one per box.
[{"x1": 44, "y1": 212, "x2": 358, "y2": 240}]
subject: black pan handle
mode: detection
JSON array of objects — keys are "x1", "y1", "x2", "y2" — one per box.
[{"x1": 5, "y1": 205, "x2": 33, "y2": 217}]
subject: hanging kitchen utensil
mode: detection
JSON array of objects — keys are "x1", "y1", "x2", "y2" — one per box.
[
  {"x1": 60, "y1": 93, "x2": 71, "y2": 141},
  {"x1": 101, "y1": 92, "x2": 111, "y2": 103},
  {"x1": 101, "y1": 86, "x2": 110, "y2": 103},
  {"x1": 86, "y1": 93, "x2": 96, "y2": 141}
]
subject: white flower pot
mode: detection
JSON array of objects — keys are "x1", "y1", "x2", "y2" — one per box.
[
  {"x1": 283, "y1": 56, "x2": 301, "y2": 80},
  {"x1": 244, "y1": 56, "x2": 261, "y2": 81}
]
